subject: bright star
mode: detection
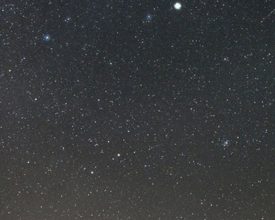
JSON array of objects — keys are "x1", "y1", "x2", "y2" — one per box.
[
  {"x1": 174, "y1": 2, "x2": 182, "y2": 10},
  {"x1": 43, "y1": 34, "x2": 51, "y2": 42}
]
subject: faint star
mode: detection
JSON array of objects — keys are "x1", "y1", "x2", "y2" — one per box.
[
  {"x1": 145, "y1": 14, "x2": 153, "y2": 22},
  {"x1": 222, "y1": 139, "x2": 230, "y2": 147},
  {"x1": 64, "y1": 17, "x2": 71, "y2": 23}
]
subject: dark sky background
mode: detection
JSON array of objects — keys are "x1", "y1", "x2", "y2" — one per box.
[{"x1": 0, "y1": 0, "x2": 274, "y2": 219}]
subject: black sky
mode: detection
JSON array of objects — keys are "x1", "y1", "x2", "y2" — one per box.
[{"x1": 0, "y1": 0, "x2": 274, "y2": 219}]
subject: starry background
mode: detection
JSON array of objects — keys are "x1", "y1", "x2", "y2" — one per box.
[{"x1": 0, "y1": 0, "x2": 274, "y2": 219}]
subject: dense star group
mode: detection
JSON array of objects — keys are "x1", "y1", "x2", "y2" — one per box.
[{"x1": 0, "y1": 0, "x2": 274, "y2": 219}]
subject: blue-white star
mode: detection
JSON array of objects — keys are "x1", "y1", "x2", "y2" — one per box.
[
  {"x1": 42, "y1": 34, "x2": 51, "y2": 42},
  {"x1": 146, "y1": 14, "x2": 153, "y2": 22}
]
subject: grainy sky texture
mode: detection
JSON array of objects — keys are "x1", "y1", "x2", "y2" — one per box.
[{"x1": 0, "y1": 0, "x2": 274, "y2": 219}]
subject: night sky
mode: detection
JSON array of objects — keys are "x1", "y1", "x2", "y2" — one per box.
[{"x1": 0, "y1": 1, "x2": 275, "y2": 219}]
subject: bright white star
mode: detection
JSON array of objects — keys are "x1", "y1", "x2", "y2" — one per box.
[{"x1": 174, "y1": 2, "x2": 182, "y2": 10}]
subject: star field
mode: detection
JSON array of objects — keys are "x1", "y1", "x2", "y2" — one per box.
[{"x1": 0, "y1": 0, "x2": 274, "y2": 219}]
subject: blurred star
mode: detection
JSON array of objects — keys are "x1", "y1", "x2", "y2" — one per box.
[
  {"x1": 174, "y1": 2, "x2": 182, "y2": 10},
  {"x1": 43, "y1": 34, "x2": 51, "y2": 42}
]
